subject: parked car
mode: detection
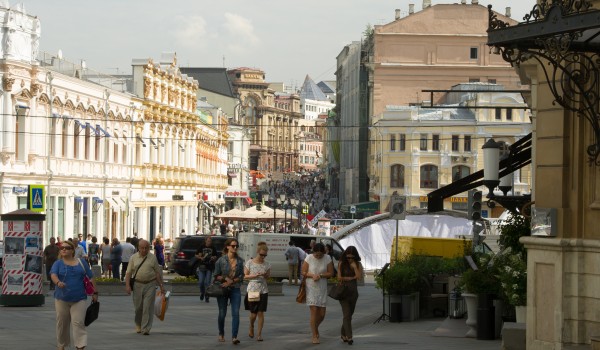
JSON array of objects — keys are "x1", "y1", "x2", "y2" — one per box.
[{"x1": 169, "y1": 235, "x2": 229, "y2": 276}]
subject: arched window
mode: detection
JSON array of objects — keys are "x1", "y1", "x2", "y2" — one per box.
[
  {"x1": 390, "y1": 164, "x2": 405, "y2": 188},
  {"x1": 420, "y1": 164, "x2": 438, "y2": 189},
  {"x1": 452, "y1": 165, "x2": 470, "y2": 182}
]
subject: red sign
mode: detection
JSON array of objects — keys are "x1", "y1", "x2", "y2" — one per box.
[{"x1": 225, "y1": 190, "x2": 249, "y2": 198}]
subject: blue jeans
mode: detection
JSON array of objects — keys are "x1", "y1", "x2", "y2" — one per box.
[
  {"x1": 197, "y1": 268, "x2": 212, "y2": 296},
  {"x1": 111, "y1": 260, "x2": 121, "y2": 281},
  {"x1": 216, "y1": 287, "x2": 241, "y2": 338}
]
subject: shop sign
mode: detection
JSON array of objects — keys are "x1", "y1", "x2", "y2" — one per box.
[
  {"x1": 172, "y1": 195, "x2": 184, "y2": 201},
  {"x1": 12, "y1": 186, "x2": 28, "y2": 194},
  {"x1": 225, "y1": 190, "x2": 249, "y2": 198},
  {"x1": 450, "y1": 197, "x2": 467, "y2": 203}
]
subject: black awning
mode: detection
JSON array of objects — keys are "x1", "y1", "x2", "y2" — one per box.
[{"x1": 487, "y1": 4, "x2": 600, "y2": 53}]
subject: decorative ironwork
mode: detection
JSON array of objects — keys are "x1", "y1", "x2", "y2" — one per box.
[
  {"x1": 488, "y1": 2, "x2": 600, "y2": 165},
  {"x1": 523, "y1": 0, "x2": 592, "y2": 23}
]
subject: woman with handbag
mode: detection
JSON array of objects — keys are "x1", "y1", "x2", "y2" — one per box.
[
  {"x1": 337, "y1": 246, "x2": 362, "y2": 345},
  {"x1": 50, "y1": 240, "x2": 98, "y2": 350},
  {"x1": 301, "y1": 242, "x2": 334, "y2": 344},
  {"x1": 243, "y1": 242, "x2": 271, "y2": 341},
  {"x1": 213, "y1": 238, "x2": 245, "y2": 344}
]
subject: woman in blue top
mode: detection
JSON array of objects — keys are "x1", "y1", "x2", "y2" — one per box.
[
  {"x1": 50, "y1": 240, "x2": 98, "y2": 350},
  {"x1": 213, "y1": 238, "x2": 244, "y2": 345}
]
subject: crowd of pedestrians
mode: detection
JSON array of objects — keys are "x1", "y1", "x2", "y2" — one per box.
[{"x1": 43, "y1": 233, "x2": 363, "y2": 348}]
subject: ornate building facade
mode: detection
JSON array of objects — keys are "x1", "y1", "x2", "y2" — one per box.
[{"x1": 227, "y1": 68, "x2": 303, "y2": 181}]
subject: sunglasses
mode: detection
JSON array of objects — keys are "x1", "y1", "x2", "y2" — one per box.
[
  {"x1": 229, "y1": 245, "x2": 238, "y2": 248},
  {"x1": 60, "y1": 246, "x2": 73, "y2": 251},
  {"x1": 259, "y1": 254, "x2": 268, "y2": 257}
]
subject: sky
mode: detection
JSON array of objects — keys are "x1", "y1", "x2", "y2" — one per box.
[{"x1": 22, "y1": 0, "x2": 534, "y2": 90}]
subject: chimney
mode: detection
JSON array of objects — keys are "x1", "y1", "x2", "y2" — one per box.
[
  {"x1": 423, "y1": 0, "x2": 431, "y2": 9},
  {"x1": 472, "y1": 0, "x2": 479, "y2": 4},
  {"x1": 395, "y1": 9, "x2": 401, "y2": 20},
  {"x1": 409, "y1": 4, "x2": 415, "y2": 14},
  {"x1": 505, "y1": 7, "x2": 511, "y2": 17}
]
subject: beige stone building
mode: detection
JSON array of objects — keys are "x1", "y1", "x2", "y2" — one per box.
[
  {"x1": 363, "y1": 2, "x2": 527, "y2": 213},
  {"x1": 488, "y1": 0, "x2": 600, "y2": 348}
]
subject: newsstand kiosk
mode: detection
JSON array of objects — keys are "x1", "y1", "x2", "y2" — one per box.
[{"x1": 0, "y1": 209, "x2": 46, "y2": 306}]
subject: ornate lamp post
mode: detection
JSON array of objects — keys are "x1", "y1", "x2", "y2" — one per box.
[{"x1": 482, "y1": 138, "x2": 532, "y2": 214}]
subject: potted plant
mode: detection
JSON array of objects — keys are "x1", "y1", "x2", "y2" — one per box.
[
  {"x1": 460, "y1": 253, "x2": 501, "y2": 338},
  {"x1": 495, "y1": 213, "x2": 530, "y2": 323},
  {"x1": 375, "y1": 260, "x2": 419, "y2": 322}
]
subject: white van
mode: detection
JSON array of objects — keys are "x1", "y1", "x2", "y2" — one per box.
[{"x1": 237, "y1": 232, "x2": 345, "y2": 282}]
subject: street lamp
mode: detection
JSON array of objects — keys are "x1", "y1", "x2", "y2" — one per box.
[
  {"x1": 290, "y1": 198, "x2": 298, "y2": 232},
  {"x1": 482, "y1": 138, "x2": 532, "y2": 214}
]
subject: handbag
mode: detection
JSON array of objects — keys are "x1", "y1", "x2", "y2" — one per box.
[
  {"x1": 130, "y1": 256, "x2": 148, "y2": 291},
  {"x1": 328, "y1": 281, "x2": 348, "y2": 300},
  {"x1": 296, "y1": 279, "x2": 306, "y2": 304},
  {"x1": 154, "y1": 290, "x2": 171, "y2": 321},
  {"x1": 84, "y1": 301, "x2": 100, "y2": 326},
  {"x1": 77, "y1": 259, "x2": 96, "y2": 296},
  {"x1": 247, "y1": 291, "x2": 260, "y2": 302},
  {"x1": 206, "y1": 281, "x2": 231, "y2": 298}
]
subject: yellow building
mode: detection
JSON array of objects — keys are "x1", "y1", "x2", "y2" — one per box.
[{"x1": 370, "y1": 84, "x2": 531, "y2": 217}]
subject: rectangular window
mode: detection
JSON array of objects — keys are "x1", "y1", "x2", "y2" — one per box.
[
  {"x1": 452, "y1": 135, "x2": 459, "y2": 152},
  {"x1": 432, "y1": 134, "x2": 440, "y2": 151},
  {"x1": 464, "y1": 135, "x2": 472, "y2": 152},
  {"x1": 495, "y1": 108, "x2": 502, "y2": 120},
  {"x1": 420, "y1": 134, "x2": 428, "y2": 151},
  {"x1": 84, "y1": 125, "x2": 91, "y2": 160},
  {"x1": 390, "y1": 135, "x2": 396, "y2": 151},
  {"x1": 469, "y1": 78, "x2": 480, "y2": 83},
  {"x1": 399, "y1": 134, "x2": 406, "y2": 151},
  {"x1": 95, "y1": 133, "x2": 100, "y2": 161},
  {"x1": 488, "y1": 79, "x2": 497, "y2": 84},
  {"x1": 470, "y1": 47, "x2": 478, "y2": 59},
  {"x1": 506, "y1": 108, "x2": 513, "y2": 120}
]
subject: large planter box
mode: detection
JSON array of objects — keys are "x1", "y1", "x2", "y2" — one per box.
[
  {"x1": 96, "y1": 282, "x2": 128, "y2": 296},
  {"x1": 389, "y1": 292, "x2": 420, "y2": 322}
]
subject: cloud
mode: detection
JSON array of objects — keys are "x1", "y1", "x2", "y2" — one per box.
[
  {"x1": 174, "y1": 15, "x2": 209, "y2": 47},
  {"x1": 222, "y1": 12, "x2": 259, "y2": 54}
]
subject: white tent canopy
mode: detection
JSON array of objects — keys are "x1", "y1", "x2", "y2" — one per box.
[{"x1": 336, "y1": 214, "x2": 473, "y2": 271}]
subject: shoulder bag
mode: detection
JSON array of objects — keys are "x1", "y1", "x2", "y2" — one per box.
[
  {"x1": 77, "y1": 259, "x2": 96, "y2": 296},
  {"x1": 206, "y1": 280, "x2": 231, "y2": 297},
  {"x1": 130, "y1": 256, "x2": 148, "y2": 291},
  {"x1": 328, "y1": 281, "x2": 348, "y2": 300},
  {"x1": 296, "y1": 278, "x2": 306, "y2": 304}
]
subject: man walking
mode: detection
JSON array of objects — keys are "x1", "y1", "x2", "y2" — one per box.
[
  {"x1": 285, "y1": 240, "x2": 300, "y2": 285},
  {"x1": 125, "y1": 240, "x2": 165, "y2": 335},
  {"x1": 110, "y1": 237, "x2": 123, "y2": 281},
  {"x1": 120, "y1": 238, "x2": 136, "y2": 282},
  {"x1": 43, "y1": 237, "x2": 60, "y2": 290}
]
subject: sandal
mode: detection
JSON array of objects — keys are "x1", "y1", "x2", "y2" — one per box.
[
  {"x1": 218, "y1": 335, "x2": 225, "y2": 342},
  {"x1": 312, "y1": 337, "x2": 320, "y2": 344},
  {"x1": 257, "y1": 336, "x2": 263, "y2": 341},
  {"x1": 341, "y1": 336, "x2": 348, "y2": 342}
]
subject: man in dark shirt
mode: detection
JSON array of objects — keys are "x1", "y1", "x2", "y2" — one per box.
[
  {"x1": 43, "y1": 237, "x2": 60, "y2": 290},
  {"x1": 110, "y1": 237, "x2": 123, "y2": 281},
  {"x1": 194, "y1": 236, "x2": 218, "y2": 303}
]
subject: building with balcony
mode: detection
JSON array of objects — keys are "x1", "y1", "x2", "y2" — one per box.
[{"x1": 0, "y1": 4, "x2": 225, "y2": 243}]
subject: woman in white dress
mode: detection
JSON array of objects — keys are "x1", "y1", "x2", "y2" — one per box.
[
  {"x1": 301, "y1": 243, "x2": 334, "y2": 344},
  {"x1": 243, "y1": 242, "x2": 271, "y2": 341}
]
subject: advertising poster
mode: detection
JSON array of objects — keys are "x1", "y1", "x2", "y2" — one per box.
[
  {"x1": 6, "y1": 274, "x2": 24, "y2": 293},
  {"x1": 24, "y1": 255, "x2": 42, "y2": 274},
  {"x1": 4, "y1": 255, "x2": 23, "y2": 271},
  {"x1": 25, "y1": 236, "x2": 39, "y2": 252},
  {"x1": 4, "y1": 237, "x2": 24, "y2": 254}
]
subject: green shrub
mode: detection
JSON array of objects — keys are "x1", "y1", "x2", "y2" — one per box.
[
  {"x1": 95, "y1": 277, "x2": 121, "y2": 283},
  {"x1": 375, "y1": 261, "x2": 419, "y2": 295},
  {"x1": 461, "y1": 253, "x2": 501, "y2": 295},
  {"x1": 170, "y1": 276, "x2": 199, "y2": 283}
]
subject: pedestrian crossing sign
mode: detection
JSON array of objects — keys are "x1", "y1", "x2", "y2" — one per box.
[{"x1": 28, "y1": 185, "x2": 45, "y2": 212}]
